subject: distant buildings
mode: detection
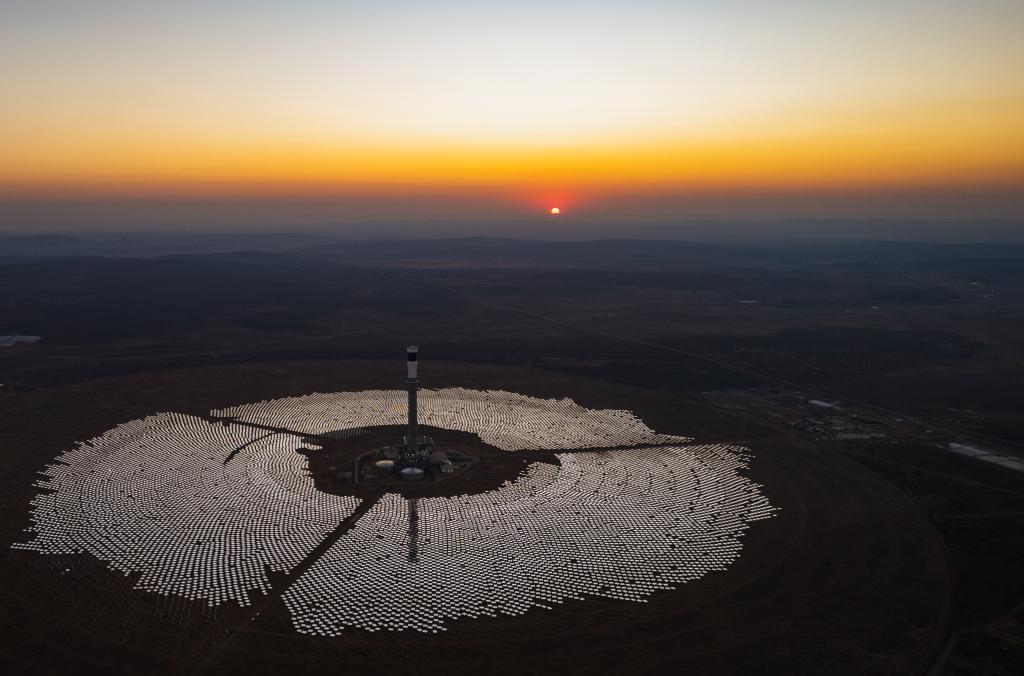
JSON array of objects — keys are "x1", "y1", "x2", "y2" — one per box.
[{"x1": 0, "y1": 335, "x2": 40, "y2": 347}]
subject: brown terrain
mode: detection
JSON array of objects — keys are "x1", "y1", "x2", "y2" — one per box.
[{"x1": 1, "y1": 236, "x2": 1022, "y2": 673}]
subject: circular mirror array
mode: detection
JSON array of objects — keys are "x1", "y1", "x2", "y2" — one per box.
[{"x1": 16, "y1": 388, "x2": 775, "y2": 633}]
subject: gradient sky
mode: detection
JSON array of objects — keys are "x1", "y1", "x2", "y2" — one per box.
[{"x1": 1, "y1": 0, "x2": 1022, "y2": 229}]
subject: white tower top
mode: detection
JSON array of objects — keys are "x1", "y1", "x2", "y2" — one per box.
[{"x1": 407, "y1": 345, "x2": 418, "y2": 380}]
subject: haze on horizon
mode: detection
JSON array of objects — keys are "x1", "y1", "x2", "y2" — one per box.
[{"x1": 1, "y1": 0, "x2": 1022, "y2": 232}]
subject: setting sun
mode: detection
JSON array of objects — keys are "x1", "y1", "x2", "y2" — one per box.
[{"x1": 550, "y1": 207, "x2": 561, "y2": 215}]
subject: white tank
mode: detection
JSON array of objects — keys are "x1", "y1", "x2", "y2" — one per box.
[{"x1": 399, "y1": 466, "x2": 424, "y2": 481}]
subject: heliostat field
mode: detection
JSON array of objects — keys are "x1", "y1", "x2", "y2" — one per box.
[{"x1": 16, "y1": 388, "x2": 775, "y2": 635}]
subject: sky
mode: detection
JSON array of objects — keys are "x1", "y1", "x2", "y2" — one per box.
[{"x1": 1, "y1": 0, "x2": 1022, "y2": 231}]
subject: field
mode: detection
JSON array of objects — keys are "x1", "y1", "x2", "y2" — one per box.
[{"x1": 1, "y1": 236, "x2": 1022, "y2": 673}]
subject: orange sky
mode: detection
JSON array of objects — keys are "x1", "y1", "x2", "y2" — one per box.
[{"x1": 1, "y1": 1, "x2": 1022, "y2": 223}]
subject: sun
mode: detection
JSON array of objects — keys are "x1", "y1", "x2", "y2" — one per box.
[{"x1": 549, "y1": 207, "x2": 561, "y2": 215}]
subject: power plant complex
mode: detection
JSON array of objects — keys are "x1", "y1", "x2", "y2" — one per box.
[{"x1": 13, "y1": 342, "x2": 777, "y2": 639}]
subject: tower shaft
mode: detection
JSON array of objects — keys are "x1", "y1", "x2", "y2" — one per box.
[{"x1": 407, "y1": 346, "x2": 419, "y2": 452}]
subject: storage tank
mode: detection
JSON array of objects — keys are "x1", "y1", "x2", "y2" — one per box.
[
  {"x1": 400, "y1": 466, "x2": 425, "y2": 481},
  {"x1": 374, "y1": 459, "x2": 395, "y2": 476}
]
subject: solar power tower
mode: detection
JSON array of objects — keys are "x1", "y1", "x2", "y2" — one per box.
[{"x1": 406, "y1": 345, "x2": 419, "y2": 454}]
